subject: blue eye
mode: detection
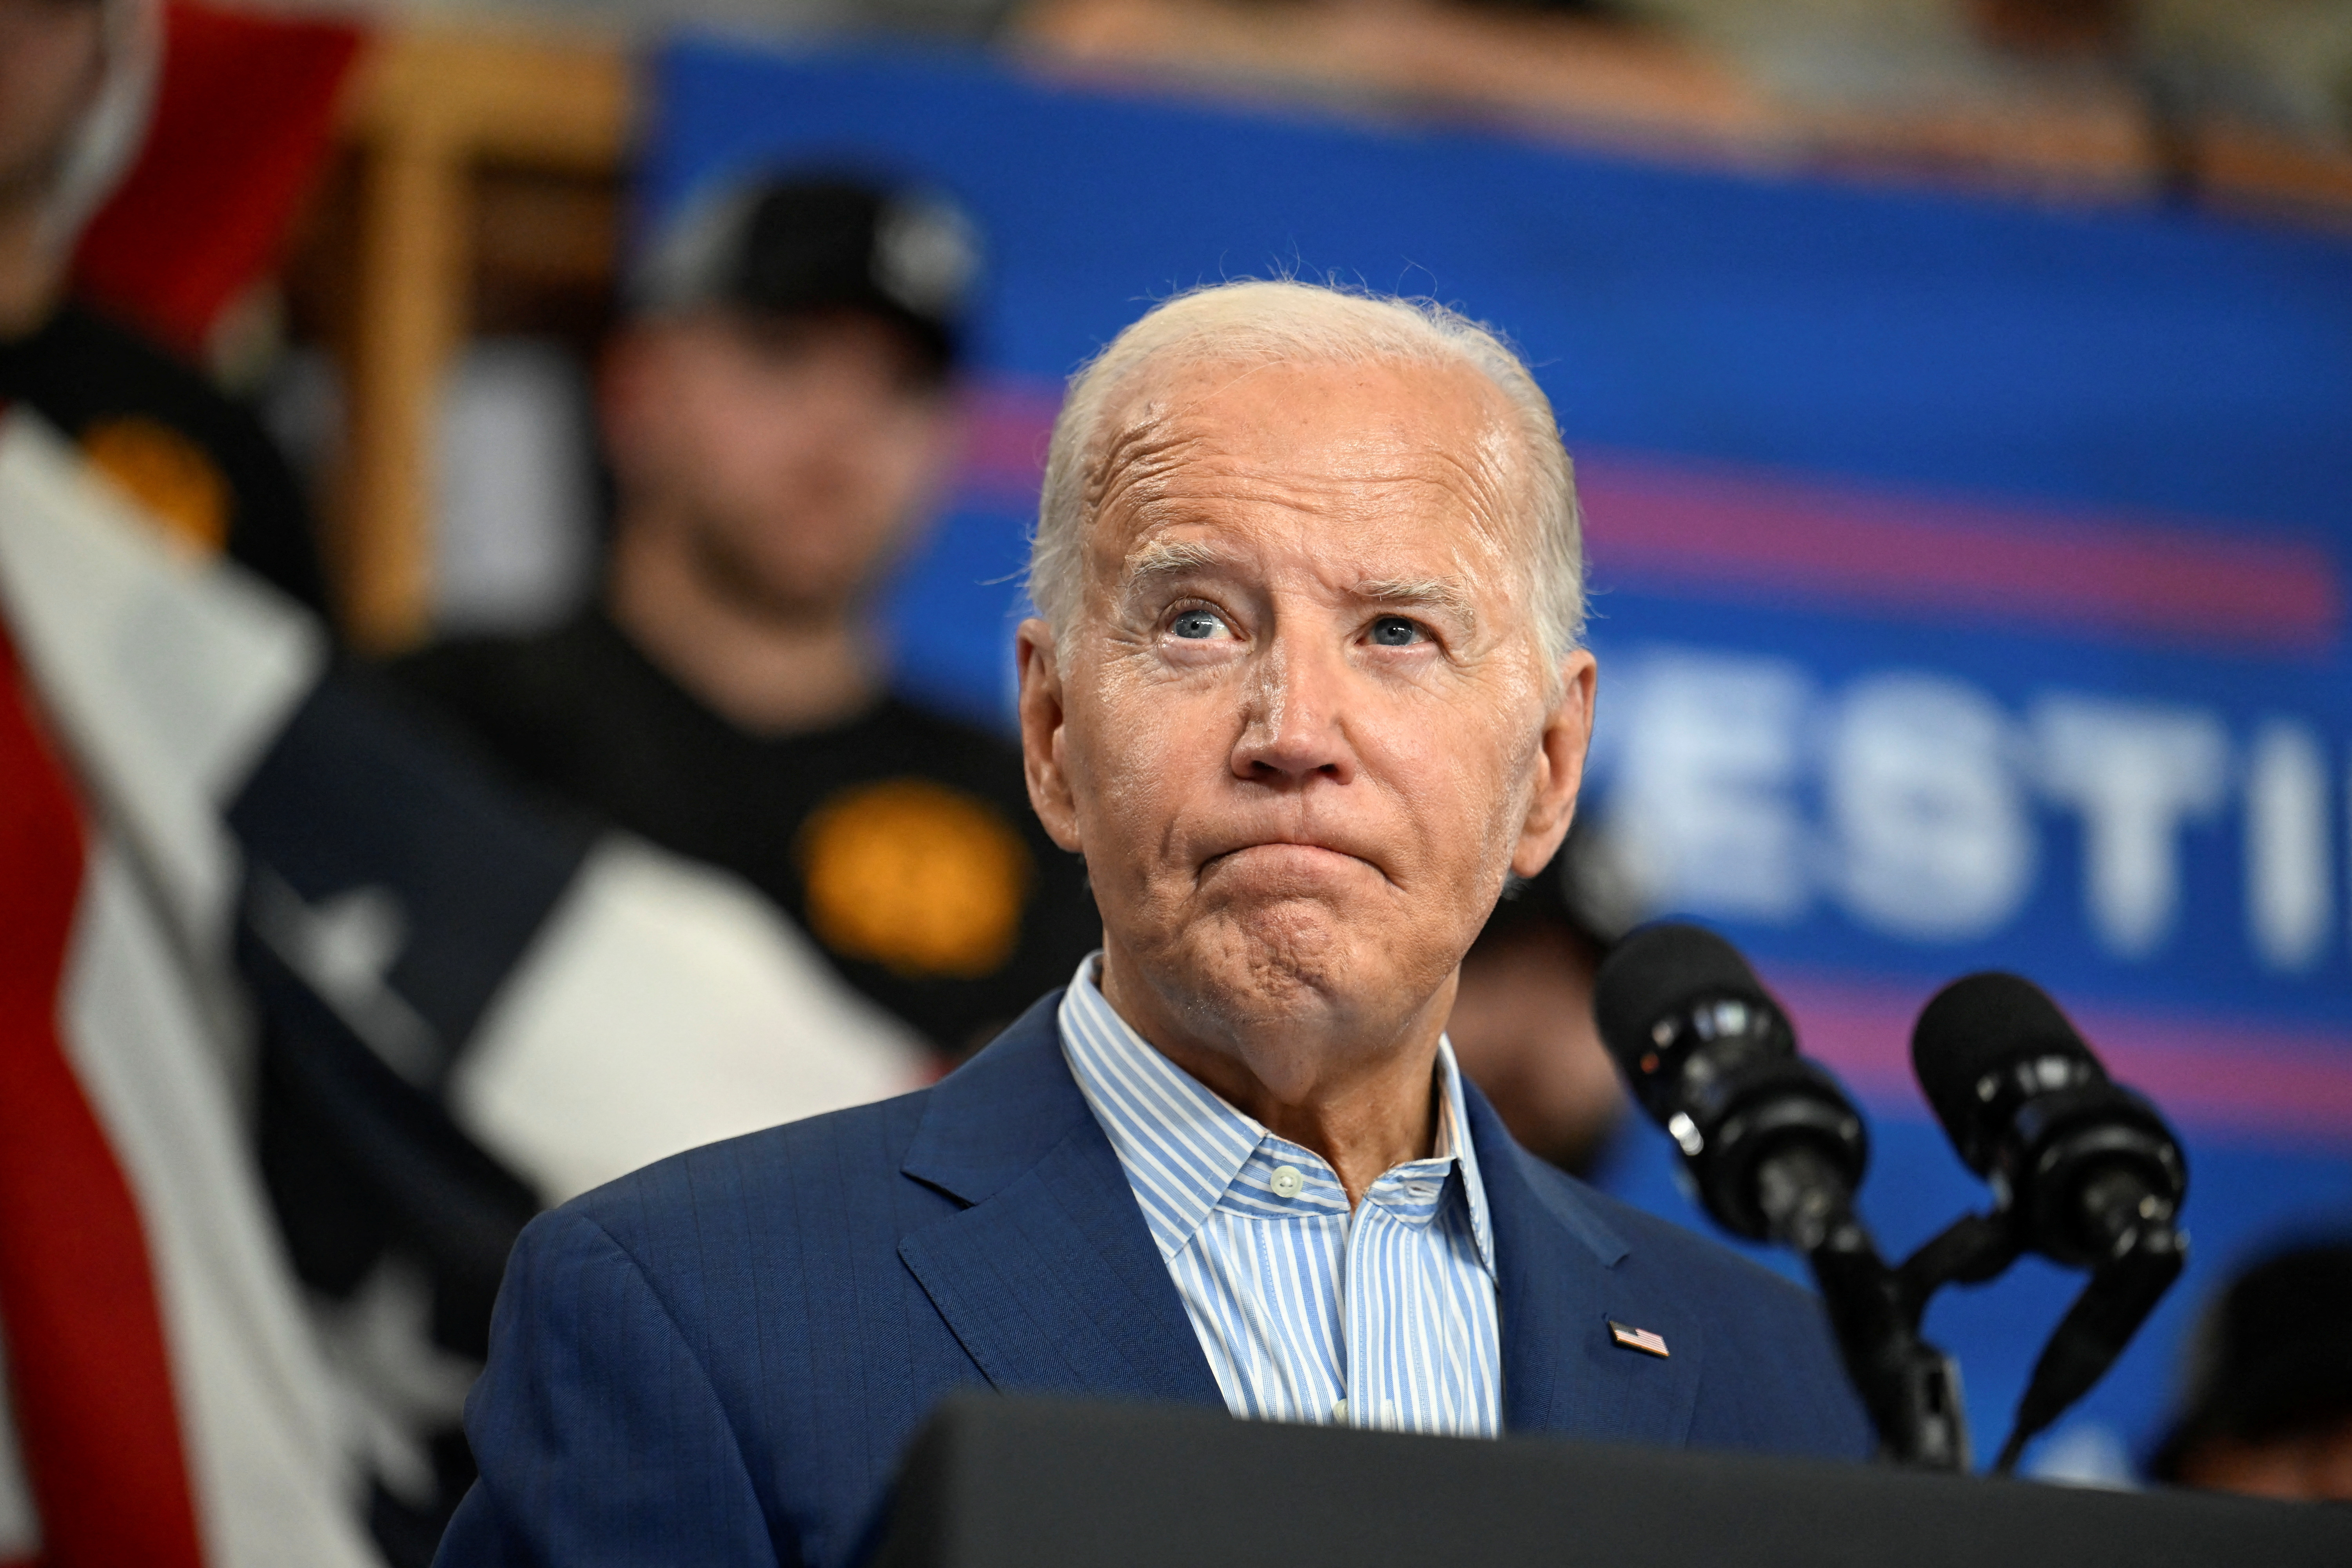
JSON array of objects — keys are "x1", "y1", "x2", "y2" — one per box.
[
  {"x1": 1172, "y1": 609, "x2": 1227, "y2": 640},
  {"x1": 1369, "y1": 616, "x2": 1424, "y2": 647}
]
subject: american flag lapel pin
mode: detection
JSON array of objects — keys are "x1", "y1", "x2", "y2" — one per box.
[{"x1": 1607, "y1": 1319, "x2": 1670, "y2": 1359}]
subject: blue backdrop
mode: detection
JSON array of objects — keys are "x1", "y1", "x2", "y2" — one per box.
[{"x1": 644, "y1": 36, "x2": 2352, "y2": 1479}]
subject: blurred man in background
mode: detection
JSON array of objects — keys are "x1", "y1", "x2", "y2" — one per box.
[
  {"x1": 396, "y1": 174, "x2": 1099, "y2": 1058},
  {"x1": 2152, "y1": 1240, "x2": 2352, "y2": 1501},
  {"x1": 1446, "y1": 818, "x2": 1636, "y2": 1178},
  {"x1": 0, "y1": 0, "x2": 327, "y2": 612}
]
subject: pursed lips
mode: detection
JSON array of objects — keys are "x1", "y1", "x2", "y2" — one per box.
[{"x1": 1197, "y1": 836, "x2": 1390, "y2": 885}]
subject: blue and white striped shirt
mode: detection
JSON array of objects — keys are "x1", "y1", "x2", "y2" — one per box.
[{"x1": 1059, "y1": 958, "x2": 1502, "y2": 1437}]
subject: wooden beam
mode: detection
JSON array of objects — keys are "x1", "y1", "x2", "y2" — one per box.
[
  {"x1": 330, "y1": 27, "x2": 631, "y2": 652},
  {"x1": 343, "y1": 28, "x2": 633, "y2": 172}
]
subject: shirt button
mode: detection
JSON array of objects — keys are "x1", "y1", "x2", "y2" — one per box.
[
  {"x1": 1332, "y1": 1398, "x2": 1348, "y2": 1422},
  {"x1": 1270, "y1": 1165, "x2": 1304, "y2": 1199}
]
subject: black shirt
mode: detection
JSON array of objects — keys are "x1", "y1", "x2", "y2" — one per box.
[
  {"x1": 0, "y1": 302, "x2": 328, "y2": 614},
  {"x1": 391, "y1": 609, "x2": 1099, "y2": 1054}
]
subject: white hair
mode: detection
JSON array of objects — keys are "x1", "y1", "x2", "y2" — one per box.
[{"x1": 1027, "y1": 279, "x2": 1585, "y2": 666}]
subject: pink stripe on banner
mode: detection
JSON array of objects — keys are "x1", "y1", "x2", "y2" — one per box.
[
  {"x1": 1578, "y1": 457, "x2": 2342, "y2": 654},
  {"x1": 955, "y1": 381, "x2": 1062, "y2": 505},
  {"x1": 949, "y1": 377, "x2": 2342, "y2": 653},
  {"x1": 1765, "y1": 967, "x2": 2352, "y2": 1149}
]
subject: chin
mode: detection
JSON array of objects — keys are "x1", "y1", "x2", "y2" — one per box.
[{"x1": 1175, "y1": 899, "x2": 1390, "y2": 1025}]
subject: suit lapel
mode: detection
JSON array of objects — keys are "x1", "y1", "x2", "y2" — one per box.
[
  {"x1": 898, "y1": 1004, "x2": 1708, "y2": 1436},
  {"x1": 897, "y1": 996, "x2": 1224, "y2": 1408},
  {"x1": 1470, "y1": 1087, "x2": 1706, "y2": 1447}
]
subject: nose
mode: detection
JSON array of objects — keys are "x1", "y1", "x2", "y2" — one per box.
[{"x1": 1230, "y1": 632, "x2": 1356, "y2": 788}]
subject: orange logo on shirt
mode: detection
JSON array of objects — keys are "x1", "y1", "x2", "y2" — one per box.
[
  {"x1": 80, "y1": 417, "x2": 231, "y2": 555},
  {"x1": 798, "y1": 778, "x2": 1032, "y2": 979}
]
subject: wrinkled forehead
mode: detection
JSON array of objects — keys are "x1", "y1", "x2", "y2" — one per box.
[{"x1": 1082, "y1": 354, "x2": 1534, "y2": 574}]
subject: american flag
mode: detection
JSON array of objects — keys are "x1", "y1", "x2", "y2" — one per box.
[
  {"x1": 0, "y1": 412, "x2": 924, "y2": 1567},
  {"x1": 1609, "y1": 1320, "x2": 1671, "y2": 1359}
]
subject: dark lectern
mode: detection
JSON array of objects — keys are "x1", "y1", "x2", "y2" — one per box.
[{"x1": 877, "y1": 1395, "x2": 2352, "y2": 1568}]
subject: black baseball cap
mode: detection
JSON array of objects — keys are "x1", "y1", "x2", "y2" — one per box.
[{"x1": 631, "y1": 172, "x2": 980, "y2": 373}]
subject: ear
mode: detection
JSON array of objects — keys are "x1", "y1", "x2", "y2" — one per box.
[
  {"x1": 1512, "y1": 649, "x2": 1598, "y2": 878},
  {"x1": 1017, "y1": 619, "x2": 1085, "y2": 853}
]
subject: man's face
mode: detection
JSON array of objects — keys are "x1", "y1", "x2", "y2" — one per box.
[
  {"x1": 0, "y1": 0, "x2": 104, "y2": 203},
  {"x1": 1022, "y1": 356, "x2": 1595, "y2": 1069},
  {"x1": 603, "y1": 308, "x2": 956, "y2": 621}
]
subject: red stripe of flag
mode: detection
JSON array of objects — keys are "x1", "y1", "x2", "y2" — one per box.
[
  {"x1": 0, "y1": 629, "x2": 207, "y2": 1567},
  {"x1": 70, "y1": 0, "x2": 365, "y2": 359}
]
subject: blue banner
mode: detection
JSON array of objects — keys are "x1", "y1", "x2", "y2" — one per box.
[{"x1": 645, "y1": 37, "x2": 2352, "y2": 1474}]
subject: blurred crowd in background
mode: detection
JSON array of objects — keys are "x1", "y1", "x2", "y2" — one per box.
[{"x1": 2, "y1": 0, "x2": 2349, "y2": 1564}]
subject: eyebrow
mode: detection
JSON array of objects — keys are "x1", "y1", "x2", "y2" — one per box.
[
  {"x1": 1122, "y1": 539, "x2": 1232, "y2": 592},
  {"x1": 1120, "y1": 544, "x2": 1479, "y2": 633},
  {"x1": 1355, "y1": 577, "x2": 1479, "y2": 634}
]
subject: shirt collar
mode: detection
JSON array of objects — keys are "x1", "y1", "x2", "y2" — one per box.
[{"x1": 1058, "y1": 955, "x2": 1495, "y2": 1275}]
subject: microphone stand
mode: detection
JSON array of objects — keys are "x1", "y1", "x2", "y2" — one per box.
[
  {"x1": 1755, "y1": 1146, "x2": 1971, "y2": 1471},
  {"x1": 1995, "y1": 1220, "x2": 2184, "y2": 1473},
  {"x1": 1891, "y1": 1192, "x2": 2184, "y2": 1474}
]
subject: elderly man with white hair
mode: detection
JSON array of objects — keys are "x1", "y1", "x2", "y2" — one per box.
[{"x1": 438, "y1": 281, "x2": 1872, "y2": 1568}]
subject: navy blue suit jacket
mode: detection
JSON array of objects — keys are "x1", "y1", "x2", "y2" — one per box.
[{"x1": 436, "y1": 993, "x2": 1872, "y2": 1567}]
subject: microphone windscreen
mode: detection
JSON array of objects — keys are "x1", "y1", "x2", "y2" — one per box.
[
  {"x1": 1593, "y1": 922, "x2": 1769, "y2": 1072},
  {"x1": 1910, "y1": 973, "x2": 2092, "y2": 1145}
]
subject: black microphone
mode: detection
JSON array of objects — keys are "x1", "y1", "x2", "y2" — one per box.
[
  {"x1": 1910, "y1": 973, "x2": 2189, "y2": 1471},
  {"x1": 1912, "y1": 974, "x2": 2187, "y2": 1269},
  {"x1": 1596, "y1": 924, "x2": 1967, "y2": 1468},
  {"x1": 1593, "y1": 923, "x2": 1868, "y2": 1247}
]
